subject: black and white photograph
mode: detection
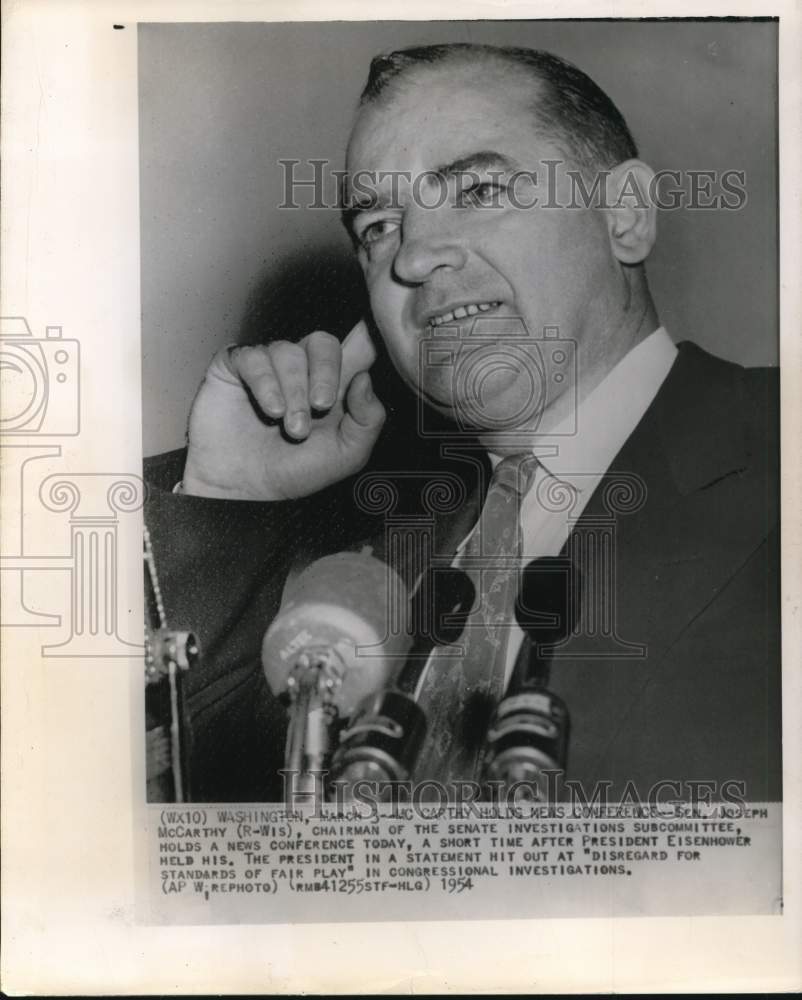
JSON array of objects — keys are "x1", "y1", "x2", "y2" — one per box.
[
  {"x1": 140, "y1": 23, "x2": 778, "y2": 792},
  {"x1": 2, "y1": 3, "x2": 800, "y2": 993},
  {"x1": 135, "y1": 15, "x2": 787, "y2": 924}
]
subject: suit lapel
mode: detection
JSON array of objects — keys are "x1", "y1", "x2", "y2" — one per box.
[
  {"x1": 547, "y1": 343, "x2": 775, "y2": 786},
  {"x1": 588, "y1": 342, "x2": 766, "y2": 660}
]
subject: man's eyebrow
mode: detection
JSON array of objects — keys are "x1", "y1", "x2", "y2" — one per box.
[
  {"x1": 434, "y1": 150, "x2": 522, "y2": 178},
  {"x1": 343, "y1": 189, "x2": 391, "y2": 213}
]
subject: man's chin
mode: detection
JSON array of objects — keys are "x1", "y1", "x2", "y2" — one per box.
[
  {"x1": 417, "y1": 387, "x2": 542, "y2": 435},
  {"x1": 416, "y1": 389, "x2": 465, "y2": 427}
]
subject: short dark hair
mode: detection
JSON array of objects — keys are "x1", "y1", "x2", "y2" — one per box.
[{"x1": 359, "y1": 43, "x2": 638, "y2": 171}]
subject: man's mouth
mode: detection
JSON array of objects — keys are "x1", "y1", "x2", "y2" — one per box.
[{"x1": 427, "y1": 300, "x2": 502, "y2": 327}]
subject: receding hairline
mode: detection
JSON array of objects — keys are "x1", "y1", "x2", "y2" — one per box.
[
  {"x1": 352, "y1": 43, "x2": 639, "y2": 172},
  {"x1": 346, "y1": 56, "x2": 573, "y2": 163},
  {"x1": 364, "y1": 48, "x2": 545, "y2": 94}
]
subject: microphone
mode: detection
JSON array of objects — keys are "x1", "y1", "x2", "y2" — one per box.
[
  {"x1": 261, "y1": 551, "x2": 414, "y2": 805},
  {"x1": 481, "y1": 556, "x2": 577, "y2": 801},
  {"x1": 328, "y1": 566, "x2": 478, "y2": 798},
  {"x1": 328, "y1": 566, "x2": 479, "y2": 796},
  {"x1": 329, "y1": 688, "x2": 427, "y2": 793}
]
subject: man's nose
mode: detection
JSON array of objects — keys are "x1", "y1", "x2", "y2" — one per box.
[{"x1": 392, "y1": 208, "x2": 468, "y2": 285}]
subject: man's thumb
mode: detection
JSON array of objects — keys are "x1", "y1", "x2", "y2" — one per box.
[{"x1": 339, "y1": 371, "x2": 386, "y2": 454}]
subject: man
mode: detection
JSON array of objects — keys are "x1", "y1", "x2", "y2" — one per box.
[{"x1": 144, "y1": 44, "x2": 780, "y2": 803}]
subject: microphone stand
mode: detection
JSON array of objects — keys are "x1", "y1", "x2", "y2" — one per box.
[
  {"x1": 262, "y1": 551, "x2": 414, "y2": 811},
  {"x1": 482, "y1": 556, "x2": 578, "y2": 802},
  {"x1": 283, "y1": 649, "x2": 342, "y2": 810}
]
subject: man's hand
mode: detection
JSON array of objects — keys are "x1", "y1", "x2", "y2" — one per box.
[{"x1": 182, "y1": 320, "x2": 385, "y2": 500}]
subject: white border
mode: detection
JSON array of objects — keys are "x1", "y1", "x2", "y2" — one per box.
[{"x1": 1, "y1": 0, "x2": 800, "y2": 993}]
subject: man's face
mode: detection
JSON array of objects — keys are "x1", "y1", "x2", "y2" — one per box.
[{"x1": 345, "y1": 62, "x2": 625, "y2": 440}]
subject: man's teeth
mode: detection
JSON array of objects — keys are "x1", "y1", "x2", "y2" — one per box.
[{"x1": 429, "y1": 301, "x2": 501, "y2": 326}]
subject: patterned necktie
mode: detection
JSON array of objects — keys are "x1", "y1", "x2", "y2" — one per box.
[{"x1": 414, "y1": 452, "x2": 540, "y2": 787}]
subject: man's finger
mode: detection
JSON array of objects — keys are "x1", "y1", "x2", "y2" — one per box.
[
  {"x1": 303, "y1": 330, "x2": 342, "y2": 411},
  {"x1": 338, "y1": 370, "x2": 386, "y2": 460},
  {"x1": 267, "y1": 341, "x2": 311, "y2": 438},
  {"x1": 338, "y1": 319, "x2": 378, "y2": 402},
  {"x1": 227, "y1": 344, "x2": 285, "y2": 417}
]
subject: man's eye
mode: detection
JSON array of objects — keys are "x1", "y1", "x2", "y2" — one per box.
[
  {"x1": 458, "y1": 181, "x2": 505, "y2": 208},
  {"x1": 358, "y1": 218, "x2": 400, "y2": 247}
]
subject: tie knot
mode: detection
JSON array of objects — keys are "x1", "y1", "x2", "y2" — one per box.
[{"x1": 491, "y1": 452, "x2": 539, "y2": 497}]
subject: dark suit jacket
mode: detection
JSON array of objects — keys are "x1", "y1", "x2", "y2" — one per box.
[{"x1": 143, "y1": 342, "x2": 781, "y2": 802}]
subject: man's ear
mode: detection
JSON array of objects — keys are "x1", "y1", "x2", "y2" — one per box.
[{"x1": 603, "y1": 159, "x2": 658, "y2": 265}]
